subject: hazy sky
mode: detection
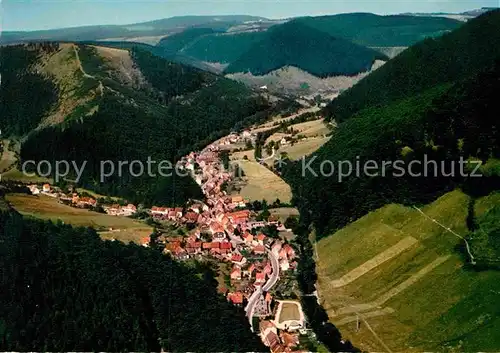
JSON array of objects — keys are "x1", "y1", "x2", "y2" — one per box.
[{"x1": 2, "y1": 0, "x2": 499, "y2": 31}]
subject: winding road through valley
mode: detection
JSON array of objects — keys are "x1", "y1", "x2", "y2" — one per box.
[{"x1": 245, "y1": 248, "x2": 280, "y2": 331}]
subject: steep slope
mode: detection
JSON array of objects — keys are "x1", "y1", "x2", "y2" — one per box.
[
  {"x1": 225, "y1": 21, "x2": 387, "y2": 77},
  {"x1": 283, "y1": 62, "x2": 500, "y2": 237},
  {"x1": 315, "y1": 190, "x2": 500, "y2": 351},
  {"x1": 156, "y1": 27, "x2": 219, "y2": 54},
  {"x1": 294, "y1": 13, "x2": 462, "y2": 47},
  {"x1": 178, "y1": 31, "x2": 267, "y2": 64},
  {"x1": 326, "y1": 10, "x2": 500, "y2": 122},
  {"x1": 0, "y1": 210, "x2": 265, "y2": 351},
  {"x1": 1, "y1": 43, "x2": 274, "y2": 206}
]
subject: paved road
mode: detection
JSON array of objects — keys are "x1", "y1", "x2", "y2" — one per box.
[{"x1": 245, "y1": 249, "x2": 280, "y2": 331}]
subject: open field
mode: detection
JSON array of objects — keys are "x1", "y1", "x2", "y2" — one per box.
[
  {"x1": 6, "y1": 194, "x2": 152, "y2": 243},
  {"x1": 230, "y1": 150, "x2": 255, "y2": 161},
  {"x1": 92, "y1": 45, "x2": 147, "y2": 88},
  {"x1": 230, "y1": 160, "x2": 292, "y2": 204},
  {"x1": 315, "y1": 190, "x2": 500, "y2": 352},
  {"x1": 76, "y1": 188, "x2": 121, "y2": 201},
  {"x1": 280, "y1": 137, "x2": 331, "y2": 160},
  {"x1": 2, "y1": 168, "x2": 51, "y2": 183},
  {"x1": 288, "y1": 119, "x2": 331, "y2": 137},
  {"x1": 269, "y1": 207, "x2": 300, "y2": 222},
  {"x1": 250, "y1": 107, "x2": 321, "y2": 134},
  {"x1": 277, "y1": 302, "x2": 302, "y2": 323}
]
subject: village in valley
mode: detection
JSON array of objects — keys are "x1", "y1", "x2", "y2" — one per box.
[{"x1": 21, "y1": 126, "x2": 321, "y2": 353}]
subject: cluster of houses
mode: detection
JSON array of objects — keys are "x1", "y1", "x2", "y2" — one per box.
[
  {"x1": 27, "y1": 183, "x2": 138, "y2": 217},
  {"x1": 28, "y1": 183, "x2": 98, "y2": 208},
  {"x1": 260, "y1": 320, "x2": 303, "y2": 353},
  {"x1": 149, "y1": 135, "x2": 298, "y2": 321}
]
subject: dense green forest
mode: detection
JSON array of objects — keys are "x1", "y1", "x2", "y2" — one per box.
[
  {"x1": 156, "y1": 27, "x2": 219, "y2": 54},
  {"x1": 0, "y1": 44, "x2": 277, "y2": 206},
  {"x1": 225, "y1": 21, "x2": 387, "y2": 77},
  {"x1": 0, "y1": 44, "x2": 59, "y2": 136},
  {"x1": 181, "y1": 32, "x2": 267, "y2": 64},
  {"x1": 0, "y1": 210, "x2": 264, "y2": 351},
  {"x1": 152, "y1": 14, "x2": 459, "y2": 71},
  {"x1": 325, "y1": 10, "x2": 500, "y2": 122},
  {"x1": 468, "y1": 204, "x2": 500, "y2": 269},
  {"x1": 283, "y1": 60, "x2": 500, "y2": 239},
  {"x1": 294, "y1": 13, "x2": 462, "y2": 47}
]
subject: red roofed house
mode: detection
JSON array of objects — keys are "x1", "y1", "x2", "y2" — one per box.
[
  {"x1": 231, "y1": 253, "x2": 247, "y2": 266},
  {"x1": 140, "y1": 236, "x2": 150, "y2": 247},
  {"x1": 167, "y1": 210, "x2": 177, "y2": 220},
  {"x1": 283, "y1": 244, "x2": 296, "y2": 259},
  {"x1": 227, "y1": 291, "x2": 244, "y2": 305},
  {"x1": 256, "y1": 233, "x2": 266, "y2": 245},
  {"x1": 230, "y1": 266, "x2": 242, "y2": 281},
  {"x1": 271, "y1": 241, "x2": 282, "y2": 255},
  {"x1": 231, "y1": 195, "x2": 246, "y2": 208},
  {"x1": 174, "y1": 207, "x2": 183, "y2": 218},
  {"x1": 122, "y1": 204, "x2": 137, "y2": 216},
  {"x1": 184, "y1": 212, "x2": 199, "y2": 224},
  {"x1": 186, "y1": 241, "x2": 202, "y2": 254},
  {"x1": 243, "y1": 263, "x2": 255, "y2": 278},
  {"x1": 255, "y1": 272, "x2": 266, "y2": 286},
  {"x1": 253, "y1": 244, "x2": 266, "y2": 255},
  {"x1": 243, "y1": 232, "x2": 253, "y2": 244},
  {"x1": 220, "y1": 242, "x2": 232, "y2": 254},
  {"x1": 264, "y1": 262, "x2": 273, "y2": 275},
  {"x1": 279, "y1": 247, "x2": 287, "y2": 260},
  {"x1": 151, "y1": 206, "x2": 169, "y2": 216}
]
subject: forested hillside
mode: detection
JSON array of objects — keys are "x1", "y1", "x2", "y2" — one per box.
[
  {"x1": 224, "y1": 21, "x2": 387, "y2": 77},
  {"x1": 0, "y1": 44, "x2": 59, "y2": 135},
  {"x1": 0, "y1": 15, "x2": 266, "y2": 44},
  {"x1": 325, "y1": 10, "x2": 500, "y2": 122},
  {"x1": 180, "y1": 32, "x2": 267, "y2": 64},
  {"x1": 294, "y1": 13, "x2": 462, "y2": 47},
  {"x1": 156, "y1": 27, "x2": 219, "y2": 54},
  {"x1": 0, "y1": 43, "x2": 275, "y2": 206},
  {"x1": 283, "y1": 56, "x2": 500, "y2": 238},
  {"x1": 0, "y1": 210, "x2": 264, "y2": 351}
]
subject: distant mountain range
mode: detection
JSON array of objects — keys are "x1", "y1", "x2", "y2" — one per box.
[
  {"x1": 155, "y1": 13, "x2": 461, "y2": 78},
  {"x1": 0, "y1": 15, "x2": 270, "y2": 45},
  {"x1": 0, "y1": 12, "x2": 470, "y2": 79},
  {"x1": 402, "y1": 7, "x2": 498, "y2": 21}
]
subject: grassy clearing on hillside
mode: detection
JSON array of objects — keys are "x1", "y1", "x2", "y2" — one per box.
[
  {"x1": 6, "y1": 194, "x2": 151, "y2": 241},
  {"x1": 0, "y1": 140, "x2": 17, "y2": 173},
  {"x1": 2, "y1": 168, "x2": 51, "y2": 183},
  {"x1": 316, "y1": 190, "x2": 500, "y2": 352},
  {"x1": 230, "y1": 160, "x2": 292, "y2": 204},
  {"x1": 75, "y1": 188, "x2": 121, "y2": 201},
  {"x1": 288, "y1": 119, "x2": 331, "y2": 137},
  {"x1": 35, "y1": 43, "x2": 100, "y2": 128},
  {"x1": 280, "y1": 137, "x2": 331, "y2": 160}
]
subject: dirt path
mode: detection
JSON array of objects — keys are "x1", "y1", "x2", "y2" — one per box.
[
  {"x1": 335, "y1": 255, "x2": 451, "y2": 316},
  {"x1": 335, "y1": 307, "x2": 396, "y2": 326},
  {"x1": 73, "y1": 46, "x2": 95, "y2": 79},
  {"x1": 73, "y1": 45, "x2": 104, "y2": 97},
  {"x1": 329, "y1": 236, "x2": 418, "y2": 288},
  {"x1": 413, "y1": 206, "x2": 476, "y2": 264}
]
